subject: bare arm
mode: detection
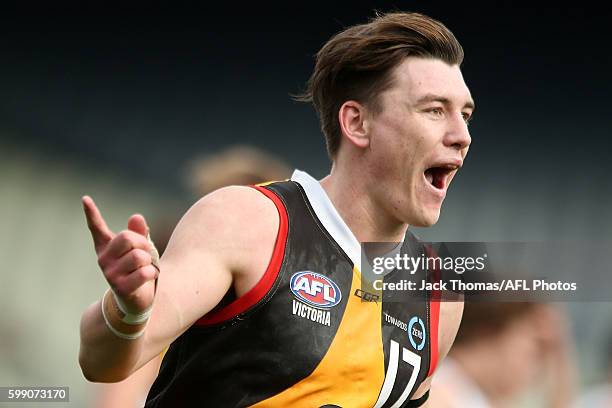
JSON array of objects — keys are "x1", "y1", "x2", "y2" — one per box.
[
  {"x1": 79, "y1": 186, "x2": 278, "y2": 382},
  {"x1": 94, "y1": 354, "x2": 162, "y2": 408}
]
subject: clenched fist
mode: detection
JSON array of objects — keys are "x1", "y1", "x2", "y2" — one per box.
[{"x1": 82, "y1": 196, "x2": 160, "y2": 314}]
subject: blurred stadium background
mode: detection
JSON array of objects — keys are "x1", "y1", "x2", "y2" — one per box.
[{"x1": 0, "y1": 2, "x2": 611, "y2": 406}]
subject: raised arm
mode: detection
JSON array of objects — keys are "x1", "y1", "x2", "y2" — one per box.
[{"x1": 79, "y1": 185, "x2": 278, "y2": 382}]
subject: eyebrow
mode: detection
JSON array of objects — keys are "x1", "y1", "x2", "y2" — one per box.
[{"x1": 416, "y1": 93, "x2": 475, "y2": 110}]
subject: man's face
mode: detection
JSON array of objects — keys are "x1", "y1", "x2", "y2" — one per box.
[{"x1": 366, "y1": 57, "x2": 474, "y2": 227}]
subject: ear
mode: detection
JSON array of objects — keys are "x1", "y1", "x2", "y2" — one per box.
[{"x1": 338, "y1": 100, "x2": 370, "y2": 150}]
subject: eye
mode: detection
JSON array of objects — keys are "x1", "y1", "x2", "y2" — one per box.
[
  {"x1": 427, "y1": 107, "x2": 444, "y2": 117},
  {"x1": 462, "y1": 112, "x2": 473, "y2": 125}
]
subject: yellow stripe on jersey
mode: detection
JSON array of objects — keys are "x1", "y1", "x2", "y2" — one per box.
[
  {"x1": 250, "y1": 266, "x2": 385, "y2": 407},
  {"x1": 255, "y1": 179, "x2": 289, "y2": 187}
]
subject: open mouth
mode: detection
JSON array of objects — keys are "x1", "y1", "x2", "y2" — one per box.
[{"x1": 424, "y1": 165, "x2": 457, "y2": 190}]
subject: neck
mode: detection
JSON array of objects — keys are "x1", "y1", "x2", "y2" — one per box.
[{"x1": 319, "y1": 162, "x2": 408, "y2": 243}]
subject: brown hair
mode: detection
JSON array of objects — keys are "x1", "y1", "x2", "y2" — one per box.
[{"x1": 297, "y1": 12, "x2": 464, "y2": 158}]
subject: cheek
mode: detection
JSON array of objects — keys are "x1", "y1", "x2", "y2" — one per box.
[
  {"x1": 368, "y1": 116, "x2": 432, "y2": 198},
  {"x1": 368, "y1": 134, "x2": 408, "y2": 180}
]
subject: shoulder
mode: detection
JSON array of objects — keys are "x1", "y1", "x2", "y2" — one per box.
[
  {"x1": 185, "y1": 185, "x2": 278, "y2": 227},
  {"x1": 166, "y1": 185, "x2": 279, "y2": 259},
  {"x1": 164, "y1": 185, "x2": 281, "y2": 292}
]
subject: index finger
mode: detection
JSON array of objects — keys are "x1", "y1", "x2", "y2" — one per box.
[{"x1": 82, "y1": 195, "x2": 114, "y2": 251}]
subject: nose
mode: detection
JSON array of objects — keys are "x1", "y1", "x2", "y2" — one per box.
[{"x1": 443, "y1": 114, "x2": 471, "y2": 151}]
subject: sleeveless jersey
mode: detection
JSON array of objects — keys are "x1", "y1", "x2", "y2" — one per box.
[{"x1": 145, "y1": 170, "x2": 440, "y2": 407}]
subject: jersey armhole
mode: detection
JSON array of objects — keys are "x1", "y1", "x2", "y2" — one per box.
[
  {"x1": 427, "y1": 296, "x2": 440, "y2": 377},
  {"x1": 426, "y1": 245, "x2": 441, "y2": 377},
  {"x1": 194, "y1": 185, "x2": 288, "y2": 326}
]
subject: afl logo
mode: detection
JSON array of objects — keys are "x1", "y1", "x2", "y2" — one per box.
[
  {"x1": 290, "y1": 271, "x2": 342, "y2": 309},
  {"x1": 408, "y1": 316, "x2": 426, "y2": 351}
]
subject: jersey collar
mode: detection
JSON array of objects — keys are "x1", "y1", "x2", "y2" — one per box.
[{"x1": 291, "y1": 169, "x2": 362, "y2": 267}]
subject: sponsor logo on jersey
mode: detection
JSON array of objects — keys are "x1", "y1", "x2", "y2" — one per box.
[
  {"x1": 408, "y1": 316, "x2": 426, "y2": 351},
  {"x1": 353, "y1": 288, "x2": 380, "y2": 303},
  {"x1": 290, "y1": 271, "x2": 341, "y2": 327},
  {"x1": 384, "y1": 312, "x2": 427, "y2": 351},
  {"x1": 290, "y1": 271, "x2": 342, "y2": 308},
  {"x1": 292, "y1": 300, "x2": 331, "y2": 326},
  {"x1": 383, "y1": 312, "x2": 408, "y2": 331}
]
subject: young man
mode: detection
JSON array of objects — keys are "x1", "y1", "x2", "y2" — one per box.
[{"x1": 79, "y1": 11, "x2": 473, "y2": 407}]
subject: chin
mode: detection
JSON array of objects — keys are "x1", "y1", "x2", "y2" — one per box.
[{"x1": 410, "y1": 208, "x2": 440, "y2": 227}]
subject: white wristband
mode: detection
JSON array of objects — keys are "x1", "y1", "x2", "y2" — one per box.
[
  {"x1": 100, "y1": 291, "x2": 146, "y2": 340},
  {"x1": 111, "y1": 290, "x2": 153, "y2": 325}
]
